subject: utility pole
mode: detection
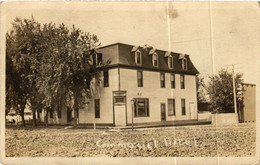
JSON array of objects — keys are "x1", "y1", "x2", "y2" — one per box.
[
  {"x1": 223, "y1": 63, "x2": 240, "y2": 123},
  {"x1": 232, "y1": 64, "x2": 238, "y2": 123}
]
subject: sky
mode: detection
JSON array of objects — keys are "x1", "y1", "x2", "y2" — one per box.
[{"x1": 2, "y1": 1, "x2": 260, "y2": 84}]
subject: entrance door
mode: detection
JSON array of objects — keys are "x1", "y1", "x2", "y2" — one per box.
[
  {"x1": 189, "y1": 102, "x2": 197, "y2": 119},
  {"x1": 114, "y1": 96, "x2": 126, "y2": 126},
  {"x1": 161, "y1": 103, "x2": 166, "y2": 121}
]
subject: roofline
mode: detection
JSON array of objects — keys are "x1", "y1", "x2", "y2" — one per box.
[
  {"x1": 242, "y1": 83, "x2": 256, "y2": 86},
  {"x1": 97, "y1": 64, "x2": 199, "y2": 75},
  {"x1": 98, "y1": 42, "x2": 190, "y2": 56}
]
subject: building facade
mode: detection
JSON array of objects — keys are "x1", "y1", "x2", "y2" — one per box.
[
  {"x1": 45, "y1": 43, "x2": 199, "y2": 126},
  {"x1": 239, "y1": 83, "x2": 256, "y2": 123}
]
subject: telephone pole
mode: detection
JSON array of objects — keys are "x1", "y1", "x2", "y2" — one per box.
[
  {"x1": 223, "y1": 63, "x2": 240, "y2": 123},
  {"x1": 232, "y1": 64, "x2": 238, "y2": 123}
]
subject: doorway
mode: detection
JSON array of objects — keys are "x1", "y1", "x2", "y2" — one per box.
[
  {"x1": 161, "y1": 103, "x2": 166, "y2": 121},
  {"x1": 189, "y1": 102, "x2": 197, "y2": 119}
]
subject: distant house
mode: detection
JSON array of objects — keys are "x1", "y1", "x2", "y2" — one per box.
[
  {"x1": 239, "y1": 83, "x2": 256, "y2": 123},
  {"x1": 45, "y1": 43, "x2": 199, "y2": 126}
]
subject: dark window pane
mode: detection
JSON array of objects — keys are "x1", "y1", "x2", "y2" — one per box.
[
  {"x1": 95, "y1": 99, "x2": 100, "y2": 118},
  {"x1": 171, "y1": 74, "x2": 175, "y2": 88},
  {"x1": 137, "y1": 71, "x2": 143, "y2": 87},
  {"x1": 161, "y1": 73, "x2": 165, "y2": 88},
  {"x1": 180, "y1": 75, "x2": 185, "y2": 89},
  {"x1": 136, "y1": 52, "x2": 141, "y2": 64},
  {"x1": 97, "y1": 53, "x2": 102, "y2": 65},
  {"x1": 50, "y1": 111, "x2": 53, "y2": 118},
  {"x1": 181, "y1": 99, "x2": 186, "y2": 115},
  {"x1": 103, "y1": 70, "x2": 109, "y2": 87},
  {"x1": 134, "y1": 98, "x2": 149, "y2": 117}
]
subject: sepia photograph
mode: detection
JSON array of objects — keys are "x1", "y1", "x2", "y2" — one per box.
[{"x1": 0, "y1": 1, "x2": 259, "y2": 165}]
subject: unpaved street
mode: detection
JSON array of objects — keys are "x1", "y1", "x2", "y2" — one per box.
[{"x1": 6, "y1": 123, "x2": 255, "y2": 157}]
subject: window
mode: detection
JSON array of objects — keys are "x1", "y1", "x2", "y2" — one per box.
[
  {"x1": 180, "y1": 74, "x2": 185, "y2": 89},
  {"x1": 134, "y1": 98, "x2": 149, "y2": 117},
  {"x1": 50, "y1": 111, "x2": 53, "y2": 118},
  {"x1": 160, "y1": 73, "x2": 165, "y2": 88},
  {"x1": 95, "y1": 99, "x2": 100, "y2": 118},
  {"x1": 168, "y1": 56, "x2": 173, "y2": 69},
  {"x1": 92, "y1": 53, "x2": 103, "y2": 66},
  {"x1": 182, "y1": 58, "x2": 187, "y2": 70},
  {"x1": 137, "y1": 71, "x2": 143, "y2": 87},
  {"x1": 103, "y1": 70, "x2": 109, "y2": 87},
  {"x1": 135, "y1": 50, "x2": 142, "y2": 65},
  {"x1": 168, "y1": 99, "x2": 175, "y2": 116},
  {"x1": 152, "y1": 53, "x2": 158, "y2": 67},
  {"x1": 170, "y1": 73, "x2": 175, "y2": 88},
  {"x1": 181, "y1": 99, "x2": 186, "y2": 115}
]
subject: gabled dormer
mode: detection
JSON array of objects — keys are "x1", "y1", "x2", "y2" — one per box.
[
  {"x1": 131, "y1": 46, "x2": 142, "y2": 65},
  {"x1": 165, "y1": 51, "x2": 173, "y2": 69},
  {"x1": 149, "y1": 49, "x2": 158, "y2": 67},
  {"x1": 91, "y1": 49, "x2": 102, "y2": 66},
  {"x1": 179, "y1": 54, "x2": 187, "y2": 70}
]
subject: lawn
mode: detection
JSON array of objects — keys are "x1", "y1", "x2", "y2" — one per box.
[{"x1": 5, "y1": 123, "x2": 255, "y2": 157}]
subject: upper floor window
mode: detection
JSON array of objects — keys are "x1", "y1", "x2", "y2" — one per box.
[
  {"x1": 95, "y1": 99, "x2": 100, "y2": 118},
  {"x1": 168, "y1": 56, "x2": 173, "y2": 69},
  {"x1": 134, "y1": 98, "x2": 149, "y2": 117},
  {"x1": 182, "y1": 58, "x2": 187, "y2": 70},
  {"x1": 137, "y1": 70, "x2": 143, "y2": 87},
  {"x1": 160, "y1": 73, "x2": 165, "y2": 88},
  {"x1": 152, "y1": 53, "x2": 158, "y2": 67},
  {"x1": 103, "y1": 70, "x2": 109, "y2": 87},
  {"x1": 135, "y1": 50, "x2": 142, "y2": 65},
  {"x1": 92, "y1": 53, "x2": 103, "y2": 66},
  {"x1": 170, "y1": 73, "x2": 175, "y2": 88},
  {"x1": 180, "y1": 74, "x2": 185, "y2": 89}
]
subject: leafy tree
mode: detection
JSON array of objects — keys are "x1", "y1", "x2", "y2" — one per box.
[
  {"x1": 205, "y1": 68, "x2": 243, "y2": 113},
  {"x1": 6, "y1": 17, "x2": 41, "y2": 126},
  {"x1": 196, "y1": 75, "x2": 207, "y2": 103},
  {"x1": 6, "y1": 17, "x2": 109, "y2": 127}
]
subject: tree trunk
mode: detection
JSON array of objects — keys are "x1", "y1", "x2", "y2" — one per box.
[
  {"x1": 21, "y1": 111, "x2": 26, "y2": 127},
  {"x1": 45, "y1": 109, "x2": 49, "y2": 127},
  {"x1": 73, "y1": 96, "x2": 78, "y2": 127},
  {"x1": 32, "y1": 110, "x2": 37, "y2": 127}
]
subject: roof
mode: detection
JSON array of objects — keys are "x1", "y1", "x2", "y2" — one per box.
[{"x1": 98, "y1": 43, "x2": 199, "y2": 75}]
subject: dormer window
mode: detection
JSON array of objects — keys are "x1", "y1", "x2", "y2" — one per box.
[
  {"x1": 92, "y1": 53, "x2": 102, "y2": 66},
  {"x1": 168, "y1": 56, "x2": 173, "y2": 69},
  {"x1": 135, "y1": 50, "x2": 142, "y2": 65},
  {"x1": 182, "y1": 58, "x2": 187, "y2": 70},
  {"x1": 152, "y1": 53, "x2": 158, "y2": 67}
]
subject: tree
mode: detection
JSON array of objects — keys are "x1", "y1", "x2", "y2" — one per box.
[
  {"x1": 6, "y1": 17, "x2": 109, "y2": 127},
  {"x1": 196, "y1": 75, "x2": 207, "y2": 103},
  {"x1": 6, "y1": 17, "x2": 41, "y2": 126},
  {"x1": 205, "y1": 68, "x2": 243, "y2": 113}
]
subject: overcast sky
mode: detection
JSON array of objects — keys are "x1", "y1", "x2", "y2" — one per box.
[{"x1": 2, "y1": 1, "x2": 259, "y2": 84}]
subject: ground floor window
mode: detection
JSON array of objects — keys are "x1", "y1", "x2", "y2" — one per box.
[
  {"x1": 168, "y1": 99, "x2": 175, "y2": 116},
  {"x1": 134, "y1": 98, "x2": 149, "y2": 117},
  {"x1": 95, "y1": 99, "x2": 100, "y2": 118},
  {"x1": 50, "y1": 110, "x2": 53, "y2": 118},
  {"x1": 58, "y1": 108, "x2": 61, "y2": 118},
  {"x1": 181, "y1": 99, "x2": 186, "y2": 115}
]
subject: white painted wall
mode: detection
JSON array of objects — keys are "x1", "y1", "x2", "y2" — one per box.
[
  {"x1": 78, "y1": 68, "x2": 119, "y2": 124},
  {"x1": 119, "y1": 68, "x2": 198, "y2": 124}
]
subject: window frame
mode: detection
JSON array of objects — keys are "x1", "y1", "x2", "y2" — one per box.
[
  {"x1": 95, "y1": 99, "x2": 100, "y2": 118},
  {"x1": 103, "y1": 70, "x2": 109, "y2": 87},
  {"x1": 137, "y1": 70, "x2": 143, "y2": 87},
  {"x1": 168, "y1": 98, "x2": 176, "y2": 116},
  {"x1": 168, "y1": 56, "x2": 173, "y2": 69},
  {"x1": 152, "y1": 53, "x2": 158, "y2": 67},
  {"x1": 135, "y1": 50, "x2": 142, "y2": 65},
  {"x1": 181, "y1": 99, "x2": 186, "y2": 115},
  {"x1": 160, "y1": 72, "x2": 165, "y2": 88},
  {"x1": 170, "y1": 73, "x2": 175, "y2": 88},
  {"x1": 134, "y1": 98, "x2": 149, "y2": 117},
  {"x1": 180, "y1": 74, "x2": 185, "y2": 89},
  {"x1": 182, "y1": 58, "x2": 188, "y2": 70}
]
